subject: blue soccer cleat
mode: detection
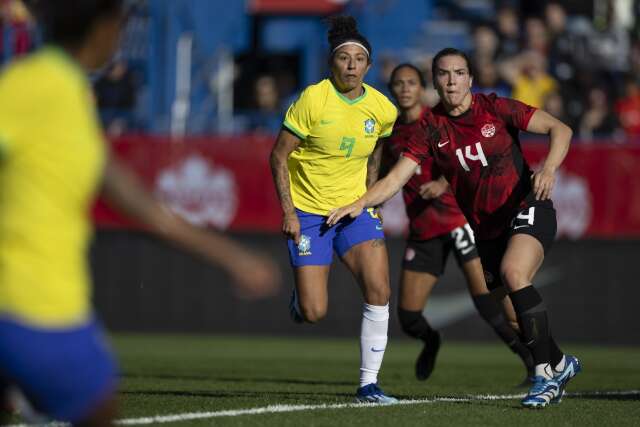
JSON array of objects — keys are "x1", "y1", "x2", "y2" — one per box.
[
  {"x1": 356, "y1": 383, "x2": 398, "y2": 404},
  {"x1": 288, "y1": 288, "x2": 304, "y2": 323},
  {"x1": 551, "y1": 354, "x2": 582, "y2": 404},
  {"x1": 521, "y1": 376, "x2": 560, "y2": 408}
]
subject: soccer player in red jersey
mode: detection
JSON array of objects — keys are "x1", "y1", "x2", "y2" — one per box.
[
  {"x1": 328, "y1": 48, "x2": 581, "y2": 408},
  {"x1": 382, "y1": 63, "x2": 533, "y2": 382}
]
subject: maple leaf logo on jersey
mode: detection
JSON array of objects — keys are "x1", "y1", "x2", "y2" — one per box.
[{"x1": 481, "y1": 123, "x2": 496, "y2": 138}]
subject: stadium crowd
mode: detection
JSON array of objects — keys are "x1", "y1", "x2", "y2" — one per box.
[
  {"x1": 243, "y1": 1, "x2": 640, "y2": 141},
  {"x1": 1, "y1": 0, "x2": 639, "y2": 140},
  {"x1": 401, "y1": 2, "x2": 640, "y2": 142}
]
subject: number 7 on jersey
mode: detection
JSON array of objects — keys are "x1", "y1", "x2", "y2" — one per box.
[{"x1": 340, "y1": 137, "x2": 356, "y2": 158}]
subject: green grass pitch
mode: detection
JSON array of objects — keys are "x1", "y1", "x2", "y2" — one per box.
[{"x1": 8, "y1": 334, "x2": 640, "y2": 426}]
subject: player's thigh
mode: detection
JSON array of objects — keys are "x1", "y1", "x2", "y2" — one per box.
[
  {"x1": 501, "y1": 201, "x2": 556, "y2": 291},
  {"x1": 341, "y1": 238, "x2": 390, "y2": 304},
  {"x1": 398, "y1": 269, "x2": 438, "y2": 311},
  {"x1": 0, "y1": 317, "x2": 117, "y2": 424},
  {"x1": 294, "y1": 265, "x2": 331, "y2": 314},
  {"x1": 335, "y1": 208, "x2": 389, "y2": 303}
]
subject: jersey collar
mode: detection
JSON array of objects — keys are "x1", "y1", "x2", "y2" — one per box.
[{"x1": 331, "y1": 80, "x2": 368, "y2": 105}]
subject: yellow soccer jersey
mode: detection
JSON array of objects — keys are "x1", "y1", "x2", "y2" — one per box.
[
  {"x1": 284, "y1": 79, "x2": 397, "y2": 214},
  {"x1": 0, "y1": 47, "x2": 106, "y2": 327}
]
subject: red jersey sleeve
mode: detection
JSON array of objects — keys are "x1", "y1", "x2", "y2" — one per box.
[
  {"x1": 493, "y1": 96, "x2": 537, "y2": 131},
  {"x1": 401, "y1": 114, "x2": 432, "y2": 165}
]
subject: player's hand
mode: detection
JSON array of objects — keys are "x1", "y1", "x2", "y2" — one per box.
[
  {"x1": 228, "y1": 251, "x2": 281, "y2": 299},
  {"x1": 531, "y1": 167, "x2": 556, "y2": 200},
  {"x1": 419, "y1": 180, "x2": 447, "y2": 200},
  {"x1": 282, "y1": 212, "x2": 301, "y2": 244},
  {"x1": 326, "y1": 200, "x2": 365, "y2": 226}
]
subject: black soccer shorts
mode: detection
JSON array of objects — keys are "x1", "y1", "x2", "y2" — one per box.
[
  {"x1": 402, "y1": 224, "x2": 479, "y2": 276},
  {"x1": 477, "y1": 199, "x2": 557, "y2": 290}
]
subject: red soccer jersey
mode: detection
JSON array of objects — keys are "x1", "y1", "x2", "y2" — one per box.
[
  {"x1": 384, "y1": 108, "x2": 467, "y2": 240},
  {"x1": 402, "y1": 94, "x2": 537, "y2": 240}
]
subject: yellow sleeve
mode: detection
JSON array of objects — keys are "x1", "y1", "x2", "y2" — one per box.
[
  {"x1": 379, "y1": 101, "x2": 398, "y2": 138},
  {"x1": 283, "y1": 85, "x2": 317, "y2": 140},
  {"x1": 0, "y1": 131, "x2": 11, "y2": 158}
]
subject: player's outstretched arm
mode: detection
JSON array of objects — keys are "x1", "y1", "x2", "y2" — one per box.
[
  {"x1": 101, "y1": 156, "x2": 281, "y2": 299},
  {"x1": 326, "y1": 155, "x2": 417, "y2": 226},
  {"x1": 270, "y1": 129, "x2": 302, "y2": 244},
  {"x1": 526, "y1": 109, "x2": 573, "y2": 200}
]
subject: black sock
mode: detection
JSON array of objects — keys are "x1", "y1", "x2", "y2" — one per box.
[
  {"x1": 549, "y1": 336, "x2": 564, "y2": 368},
  {"x1": 509, "y1": 286, "x2": 551, "y2": 367},
  {"x1": 472, "y1": 293, "x2": 534, "y2": 373},
  {"x1": 398, "y1": 308, "x2": 437, "y2": 342}
]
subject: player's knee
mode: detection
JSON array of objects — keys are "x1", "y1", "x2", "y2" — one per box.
[
  {"x1": 300, "y1": 303, "x2": 327, "y2": 323},
  {"x1": 500, "y1": 264, "x2": 529, "y2": 291},
  {"x1": 364, "y1": 282, "x2": 390, "y2": 305},
  {"x1": 397, "y1": 308, "x2": 424, "y2": 339}
]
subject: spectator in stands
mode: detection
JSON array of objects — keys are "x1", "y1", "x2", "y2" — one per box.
[
  {"x1": 615, "y1": 76, "x2": 640, "y2": 139},
  {"x1": 630, "y1": 41, "x2": 640, "y2": 78},
  {"x1": 470, "y1": 24, "x2": 499, "y2": 65},
  {"x1": 579, "y1": 87, "x2": 621, "y2": 140},
  {"x1": 246, "y1": 74, "x2": 283, "y2": 134},
  {"x1": 500, "y1": 50, "x2": 557, "y2": 108},
  {"x1": 496, "y1": 6, "x2": 520, "y2": 59},
  {"x1": 588, "y1": 0, "x2": 631, "y2": 83},
  {"x1": 0, "y1": 0, "x2": 33, "y2": 58},
  {"x1": 473, "y1": 59, "x2": 510, "y2": 98},
  {"x1": 524, "y1": 17, "x2": 549, "y2": 55},
  {"x1": 545, "y1": 2, "x2": 577, "y2": 90},
  {"x1": 94, "y1": 59, "x2": 137, "y2": 136},
  {"x1": 543, "y1": 92, "x2": 569, "y2": 127}
]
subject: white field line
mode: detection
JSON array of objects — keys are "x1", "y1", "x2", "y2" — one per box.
[{"x1": 8, "y1": 390, "x2": 640, "y2": 427}]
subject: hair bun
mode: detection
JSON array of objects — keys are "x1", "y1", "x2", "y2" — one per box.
[{"x1": 327, "y1": 16, "x2": 359, "y2": 44}]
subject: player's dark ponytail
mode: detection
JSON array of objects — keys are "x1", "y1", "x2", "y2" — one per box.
[
  {"x1": 26, "y1": 0, "x2": 124, "y2": 47},
  {"x1": 327, "y1": 15, "x2": 372, "y2": 62}
]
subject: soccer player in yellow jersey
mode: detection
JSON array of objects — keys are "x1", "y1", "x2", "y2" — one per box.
[
  {"x1": 270, "y1": 16, "x2": 398, "y2": 403},
  {"x1": 0, "y1": 1, "x2": 279, "y2": 425}
]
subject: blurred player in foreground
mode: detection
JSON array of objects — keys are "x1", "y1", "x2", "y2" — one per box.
[
  {"x1": 327, "y1": 48, "x2": 581, "y2": 408},
  {"x1": 0, "y1": 1, "x2": 279, "y2": 425},
  {"x1": 383, "y1": 63, "x2": 534, "y2": 382},
  {"x1": 270, "y1": 16, "x2": 398, "y2": 403}
]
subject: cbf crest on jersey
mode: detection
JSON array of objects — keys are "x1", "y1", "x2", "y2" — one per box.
[
  {"x1": 364, "y1": 118, "x2": 376, "y2": 135},
  {"x1": 298, "y1": 234, "x2": 312, "y2": 256}
]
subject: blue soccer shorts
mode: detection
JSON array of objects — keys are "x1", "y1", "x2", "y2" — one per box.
[
  {"x1": 0, "y1": 316, "x2": 117, "y2": 422},
  {"x1": 287, "y1": 207, "x2": 385, "y2": 267}
]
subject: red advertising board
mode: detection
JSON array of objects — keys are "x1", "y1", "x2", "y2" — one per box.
[{"x1": 93, "y1": 135, "x2": 640, "y2": 239}]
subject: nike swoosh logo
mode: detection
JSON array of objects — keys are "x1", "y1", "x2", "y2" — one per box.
[
  {"x1": 424, "y1": 267, "x2": 562, "y2": 329},
  {"x1": 461, "y1": 246, "x2": 474, "y2": 255},
  {"x1": 438, "y1": 140, "x2": 450, "y2": 148},
  {"x1": 513, "y1": 225, "x2": 530, "y2": 229},
  {"x1": 320, "y1": 120, "x2": 333, "y2": 125},
  {"x1": 371, "y1": 347, "x2": 385, "y2": 352},
  {"x1": 376, "y1": 225, "x2": 383, "y2": 230}
]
